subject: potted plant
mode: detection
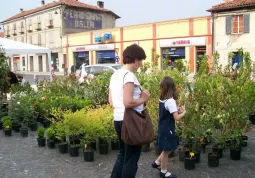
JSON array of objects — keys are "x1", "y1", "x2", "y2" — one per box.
[
  {"x1": 46, "y1": 125, "x2": 58, "y2": 149},
  {"x1": 208, "y1": 152, "x2": 219, "y2": 167},
  {"x1": 241, "y1": 135, "x2": 248, "y2": 147},
  {"x1": 55, "y1": 123, "x2": 68, "y2": 154},
  {"x1": 230, "y1": 137, "x2": 241, "y2": 161},
  {"x1": 184, "y1": 152, "x2": 196, "y2": 170},
  {"x1": 37, "y1": 126, "x2": 46, "y2": 147},
  {"x1": 20, "y1": 122, "x2": 28, "y2": 137},
  {"x1": 3, "y1": 119, "x2": 12, "y2": 136}
]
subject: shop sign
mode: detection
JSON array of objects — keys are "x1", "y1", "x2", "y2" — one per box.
[
  {"x1": 72, "y1": 44, "x2": 115, "y2": 52},
  {"x1": 94, "y1": 32, "x2": 103, "y2": 43},
  {"x1": 160, "y1": 37, "x2": 206, "y2": 47},
  {"x1": 104, "y1": 32, "x2": 112, "y2": 41}
]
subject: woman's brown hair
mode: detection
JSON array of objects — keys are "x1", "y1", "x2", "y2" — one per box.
[{"x1": 160, "y1": 76, "x2": 178, "y2": 100}]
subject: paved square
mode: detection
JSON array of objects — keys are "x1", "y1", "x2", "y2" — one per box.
[{"x1": 0, "y1": 127, "x2": 255, "y2": 178}]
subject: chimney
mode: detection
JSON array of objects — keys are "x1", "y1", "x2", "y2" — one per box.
[
  {"x1": 97, "y1": 1, "x2": 104, "y2": 8},
  {"x1": 41, "y1": 0, "x2": 45, "y2": 6},
  {"x1": 20, "y1": 8, "x2": 24, "y2": 12}
]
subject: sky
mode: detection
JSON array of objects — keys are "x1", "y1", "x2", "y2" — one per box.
[{"x1": 0, "y1": 0, "x2": 222, "y2": 28}]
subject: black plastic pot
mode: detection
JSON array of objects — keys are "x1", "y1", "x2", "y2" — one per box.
[
  {"x1": 241, "y1": 136, "x2": 248, "y2": 147},
  {"x1": 12, "y1": 124, "x2": 21, "y2": 132},
  {"x1": 249, "y1": 115, "x2": 255, "y2": 125},
  {"x1": 47, "y1": 139, "x2": 55, "y2": 149},
  {"x1": 230, "y1": 148, "x2": 241, "y2": 160},
  {"x1": 69, "y1": 145, "x2": 79, "y2": 157},
  {"x1": 208, "y1": 153, "x2": 219, "y2": 167},
  {"x1": 141, "y1": 143, "x2": 150, "y2": 152},
  {"x1": 43, "y1": 120, "x2": 50, "y2": 128},
  {"x1": 58, "y1": 143, "x2": 68, "y2": 154},
  {"x1": 179, "y1": 149, "x2": 189, "y2": 162},
  {"x1": 89, "y1": 141, "x2": 97, "y2": 151},
  {"x1": 0, "y1": 121, "x2": 3, "y2": 130},
  {"x1": 37, "y1": 137, "x2": 46, "y2": 147},
  {"x1": 111, "y1": 141, "x2": 119, "y2": 150},
  {"x1": 184, "y1": 156, "x2": 196, "y2": 170},
  {"x1": 84, "y1": 150, "x2": 94, "y2": 162},
  {"x1": 4, "y1": 128, "x2": 12, "y2": 136},
  {"x1": 195, "y1": 152, "x2": 200, "y2": 163},
  {"x1": 20, "y1": 128, "x2": 28, "y2": 137},
  {"x1": 30, "y1": 123, "x2": 37, "y2": 131},
  {"x1": 212, "y1": 146, "x2": 223, "y2": 159},
  {"x1": 99, "y1": 143, "x2": 109, "y2": 155}
]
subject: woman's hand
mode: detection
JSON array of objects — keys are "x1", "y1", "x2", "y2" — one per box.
[
  {"x1": 178, "y1": 105, "x2": 186, "y2": 113},
  {"x1": 140, "y1": 90, "x2": 150, "y2": 103}
]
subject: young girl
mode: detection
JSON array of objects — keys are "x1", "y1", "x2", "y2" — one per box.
[{"x1": 152, "y1": 76, "x2": 186, "y2": 178}]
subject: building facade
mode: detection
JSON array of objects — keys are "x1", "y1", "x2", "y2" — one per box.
[
  {"x1": 67, "y1": 16, "x2": 212, "y2": 72},
  {"x1": 208, "y1": 0, "x2": 255, "y2": 66},
  {"x1": 1, "y1": 0, "x2": 119, "y2": 73}
]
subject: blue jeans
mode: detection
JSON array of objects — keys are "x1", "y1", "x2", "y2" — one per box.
[{"x1": 110, "y1": 121, "x2": 142, "y2": 178}]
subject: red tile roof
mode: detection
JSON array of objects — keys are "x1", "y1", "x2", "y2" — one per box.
[
  {"x1": 1, "y1": 0, "x2": 120, "y2": 23},
  {"x1": 208, "y1": 0, "x2": 255, "y2": 12},
  {"x1": 0, "y1": 32, "x2": 4, "y2": 38}
]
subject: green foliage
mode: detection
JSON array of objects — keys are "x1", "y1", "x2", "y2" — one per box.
[
  {"x1": 1, "y1": 116, "x2": 10, "y2": 123},
  {"x1": 46, "y1": 124, "x2": 58, "y2": 142},
  {"x1": 3, "y1": 119, "x2": 12, "y2": 129},
  {"x1": 140, "y1": 61, "x2": 151, "y2": 73},
  {"x1": 175, "y1": 60, "x2": 185, "y2": 72},
  {"x1": 37, "y1": 127, "x2": 45, "y2": 138},
  {"x1": 0, "y1": 47, "x2": 10, "y2": 95}
]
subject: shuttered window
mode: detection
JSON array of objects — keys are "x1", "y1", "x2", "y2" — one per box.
[
  {"x1": 232, "y1": 15, "x2": 244, "y2": 34},
  {"x1": 226, "y1": 14, "x2": 250, "y2": 34}
]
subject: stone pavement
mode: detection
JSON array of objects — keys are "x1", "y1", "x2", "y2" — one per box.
[{"x1": 0, "y1": 127, "x2": 255, "y2": 178}]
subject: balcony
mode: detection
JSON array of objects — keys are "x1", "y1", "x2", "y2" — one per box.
[
  {"x1": 12, "y1": 29, "x2": 17, "y2": 36},
  {"x1": 5, "y1": 30, "x2": 10, "y2": 37},
  {"x1": 34, "y1": 23, "x2": 42, "y2": 31},
  {"x1": 27, "y1": 25, "x2": 33, "y2": 33},
  {"x1": 46, "y1": 19, "x2": 54, "y2": 28}
]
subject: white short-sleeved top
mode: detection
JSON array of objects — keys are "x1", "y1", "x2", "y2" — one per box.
[
  {"x1": 109, "y1": 68, "x2": 144, "y2": 121},
  {"x1": 159, "y1": 98, "x2": 178, "y2": 114}
]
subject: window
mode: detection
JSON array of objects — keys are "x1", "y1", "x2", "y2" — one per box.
[
  {"x1": 232, "y1": 15, "x2": 244, "y2": 34},
  {"x1": 21, "y1": 37, "x2": 24, "y2": 43},
  {"x1": 7, "y1": 25, "x2": 9, "y2": 30},
  {"x1": 38, "y1": 34, "x2": 41, "y2": 45},
  {"x1": 29, "y1": 18, "x2": 32, "y2": 25},
  {"x1": 49, "y1": 32, "x2": 54, "y2": 43},
  {"x1": 29, "y1": 35, "x2": 32, "y2": 44},
  {"x1": 22, "y1": 57, "x2": 25, "y2": 66},
  {"x1": 37, "y1": 16, "x2": 41, "y2": 23},
  {"x1": 49, "y1": 13, "x2": 53, "y2": 20},
  {"x1": 226, "y1": 14, "x2": 250, "y2": 34},
  {"x1": 13, "y1": 23, "x2": 16, "y2": 29},
  {"x1": 21, "y1": 21, "x2": 24, "y2": 28}
]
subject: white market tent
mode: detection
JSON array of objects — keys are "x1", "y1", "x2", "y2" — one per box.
[{"x1": 0, "y1": 37, "x2": 52, "y2": 81}]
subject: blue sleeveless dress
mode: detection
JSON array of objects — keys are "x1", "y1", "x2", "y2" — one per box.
[{"x1": 157, "y1": 100, "x2": 178, "y2": 151}]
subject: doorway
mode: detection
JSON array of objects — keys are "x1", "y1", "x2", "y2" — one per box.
[
  {"x1": 196, "y1": 46, "x2": 206, "y2": 72},
  {"x1": 39, "y1": 56, "x2": 43, "y2": 72},
  {"x1": 30, "y1": 56, "x2": 34, "y2": 72}
]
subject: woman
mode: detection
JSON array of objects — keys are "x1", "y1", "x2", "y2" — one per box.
[{"x1": 109, "y1": 44, "x2": 150, "y2": 178}]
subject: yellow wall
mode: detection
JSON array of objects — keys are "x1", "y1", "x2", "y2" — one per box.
[
  {"x1": 193, "y1": 18, "x2": 208, "y2": 36},
  {"x1": 123, "y1": 24, "x2": 152, "y2": 41},
  {"x1": 69, "y1": 33, "x2": 91, "y2": 46},
  {"x1": 156, "y1": 20, "x2": 189, "y2": 38}
]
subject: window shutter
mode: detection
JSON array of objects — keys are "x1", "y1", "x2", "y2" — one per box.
[
  {"x1": 226, "y1": 16, "x2": 232, "y2": 35},
  {"x1": 244, "y1": 14, "x2": 250, "y2": 33}
]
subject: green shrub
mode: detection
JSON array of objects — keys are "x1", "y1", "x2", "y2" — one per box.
[{"x1": 37, "y1": 127, "x2": 45, "y2": 138}]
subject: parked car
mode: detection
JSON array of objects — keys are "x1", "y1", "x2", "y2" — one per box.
[{"x1": 77, "y1": 63, "x2": 123, "y2": 84}]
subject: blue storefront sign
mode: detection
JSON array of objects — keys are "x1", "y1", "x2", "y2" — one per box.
[
  {"x1": 63, "y1": 8, "x2": 102, "y2": 33},
  {"x1": 104, "y1": 33, "x2": 112, "y2": 41},
  {"x1": 162, "y1": 47, "x2": 186, "y2": 57}
]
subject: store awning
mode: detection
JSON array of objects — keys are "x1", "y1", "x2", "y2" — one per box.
[{"x1": 0, "y1": 37, "x2": 52, "y2": 81}]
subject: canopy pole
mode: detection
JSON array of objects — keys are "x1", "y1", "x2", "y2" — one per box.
[{"x1": 47, "y1": 52, "x2": 52, "y2": 82}]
